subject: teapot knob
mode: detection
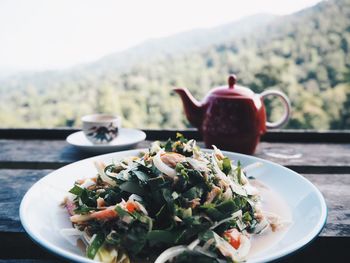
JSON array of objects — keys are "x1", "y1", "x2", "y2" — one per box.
[{"x1": 228, "y1": 75, "x2": 237, "y2": 89}]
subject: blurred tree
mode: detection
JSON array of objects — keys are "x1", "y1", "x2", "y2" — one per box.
[{"x1": 0, "y1": 0, "x2": 350, "y2": 130}]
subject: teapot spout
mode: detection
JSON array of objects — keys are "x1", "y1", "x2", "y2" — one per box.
[{"x1": 173, "y1": 87, "x2": 204, "y2": 128}]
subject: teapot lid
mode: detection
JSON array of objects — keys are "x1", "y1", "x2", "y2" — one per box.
[{"x1": 210, "y1": 75, "x2": 255, "y2": 98}]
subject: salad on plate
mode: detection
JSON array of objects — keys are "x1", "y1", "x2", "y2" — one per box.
[{"x1": 62, "y1": 134, "x2": 287, "y2": 263}]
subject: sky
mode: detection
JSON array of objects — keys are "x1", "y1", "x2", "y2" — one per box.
[{"x1": 0, "y1": 0, "x2": 322, "y2": 71}]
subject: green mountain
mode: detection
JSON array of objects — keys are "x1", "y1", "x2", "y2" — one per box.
[
  {"x1": 0, "y1": 0, "x2": 349, "y2": 129},
  {"x1": 0, "y1": 13, "x2": 275, "y2": 88},
  {"x1": 85, "y1": 13, "x2": 276, "y2": 75}
]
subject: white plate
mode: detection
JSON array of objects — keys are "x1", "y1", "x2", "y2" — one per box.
[
  {"x1": 20, "y1": 149, "x2": 327, "y2": 263},
  {"x1": 66, "y1": 129, "x2": 146, "y2": 153}
]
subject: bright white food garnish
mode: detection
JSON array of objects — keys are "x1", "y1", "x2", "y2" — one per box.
[
  {"x1": 94, "y1": 161, "x2": 116, "y2": 186},
  {"x1": 153, "y1": 150, "x2": 177, "y2": 177}
]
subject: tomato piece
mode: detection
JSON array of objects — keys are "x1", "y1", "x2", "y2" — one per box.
[
  {"x1": 223, "y1": 228, "x2": 241, "y2": 249},
  {"x1": 126, "y1": 201, "x2": 138, "y2": 213},
  {"x1": 91, "y1": 208, "x2": 117, "y2": 220}
]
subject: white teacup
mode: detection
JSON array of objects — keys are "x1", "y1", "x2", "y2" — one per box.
[{"x1": 81, "y1": 114, "x2": 121, "y2": 144}]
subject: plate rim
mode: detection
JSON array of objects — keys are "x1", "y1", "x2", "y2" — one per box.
[{"x1": 20, "y1": 148, "x2": 327, "y2": 263}]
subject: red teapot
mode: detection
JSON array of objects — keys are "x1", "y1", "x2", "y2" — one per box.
[{"x1": 174, "y1": 75, "x2": 291, "y2": 154}]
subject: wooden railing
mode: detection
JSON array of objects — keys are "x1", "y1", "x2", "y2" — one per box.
[{"x1": 0, "y1": 128, "x2": 349, "y2": 142}]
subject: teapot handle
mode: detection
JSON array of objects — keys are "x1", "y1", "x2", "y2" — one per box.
[{"x1": 260, "y1": 90, "x2": 291, "y2": 129}]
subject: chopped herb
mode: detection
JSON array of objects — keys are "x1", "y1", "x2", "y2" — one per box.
[
  {"x1": 64, "y1": 135, "x2": 272, "y2": 263},
  {"x1": 87, "y1": 233, "x2": 105, "y2": 259},
  {"x1": 69, "y1": 184, "x2": 83, "y2": 196}
]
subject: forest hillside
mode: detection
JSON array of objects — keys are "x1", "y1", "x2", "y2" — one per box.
[{"x1": 0, "y1": 0, "x2": 349, "y2": 129}]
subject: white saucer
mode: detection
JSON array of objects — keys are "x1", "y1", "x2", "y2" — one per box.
[{"x1": 66, "y1": 128, "x2": 146, "y2": 153}]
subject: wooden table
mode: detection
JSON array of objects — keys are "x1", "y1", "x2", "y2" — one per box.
[{"x1": 0, "y1": 129, "x2": 349, "y2": 262}]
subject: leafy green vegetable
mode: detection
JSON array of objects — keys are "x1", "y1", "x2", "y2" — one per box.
[
  {"x1": 105, "y1": 231, "x2": 122, "y2": 246},
  {"x1": 236, "y1": 161, "x2": 243, "y2": 184},
  {"x1": 216, "y1": 200, "x2": 238, "y2": 215},
  {"x1": 115, "y1": 205, "x2": 132, "y2": 218},
  {"x1": 147, "y1": 230, "x2": 177, "y2": 245},
  {"x1": 147, "y1": 175, "x2": 168, "y2": 189},
  {"x1": 137, "y1": 163, "x2": 161, "y2": 178},
  {"x1": 199, "y1": 230, "x2": 215, "y2": 242},
  {"x1": 130, "y1": 169, "x2": 149, "y2": 182},
  {"x1": 161, "y1": 188, "x2": 176, "y2": 213},
  {"x1": 222, "y1": 157, "x2": 232, "y2": 175},
  {"x1": 164, "y1": 139, "x2": 173, "y2": 152},
  {"x1": 119, "y1": 181, "x2": 146, "y2": 196},
  {"x1": 74, "y1": 204, "x2": 98, "y2": 214},
  {"x1": 242, "y1": 211, "x2": 253, "y2": 222},
  {"x1": 174, "y1": 253, "x2": 219, "y2": 263},
  {"x1": 102, "y1": 188, "x2": 123, "y2": 206},
  {"x1": 201, "y1": 204, "x2": 225, "y2": 221},
  {"x1": 176, "y1": 132, "x2": 188, "y2": 143},
  {"x1": 69, "y1": 184, "x2": 83, "y2": 196},
  {"x1": 65, "y1": 135, "x2": 266, "y2": 262},
  {"x1": 122, "y1": 223, "x2": 148, "y2": 254},
  {"x1": 87, "y1": 233, "x2": 105, "y2": 259},
  {"x1": 182, "y1": 186, "x2": 204, "y2": 200}
]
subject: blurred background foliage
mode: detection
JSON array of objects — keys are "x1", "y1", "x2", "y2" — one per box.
[{"x1": 0, "y1": 0, "x2": 349, "y2": 130}]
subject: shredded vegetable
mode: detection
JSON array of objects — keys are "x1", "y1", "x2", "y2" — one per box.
[{"x1": 62, "y1": 133, "x2": 284, "y2": 263}]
